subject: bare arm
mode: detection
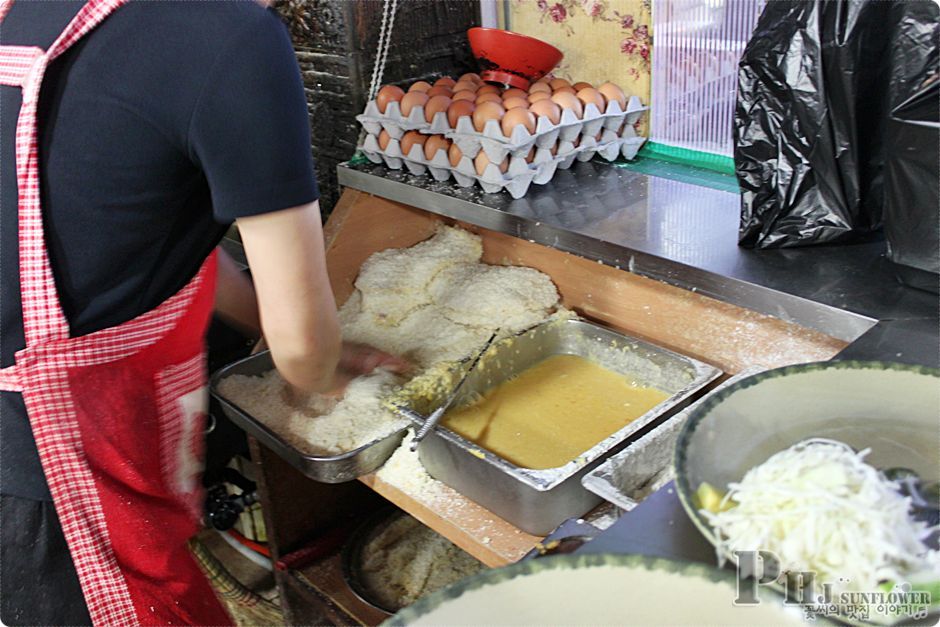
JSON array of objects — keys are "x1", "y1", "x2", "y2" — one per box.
[
  {"x1": 236, "y1": 200, "x2": 342, "y2": 393},
  {"x1": 214, "y1": 247, "x2": 261, "y2": 338}
]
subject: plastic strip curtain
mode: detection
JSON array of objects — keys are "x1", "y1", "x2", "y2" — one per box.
[{"x1": 650, "y1": 0, "x2": 765, "y2": 156}]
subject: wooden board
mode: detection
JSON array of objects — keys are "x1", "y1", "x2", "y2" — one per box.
[
  {"x1": 324, "y1": 190, "x2": 847, "y2": 374},
  {"x1": 292, "y1": 553, "x2": 391, "y2": 626},
  {"x1": 359, "y1": 473, "x2": 540, "y2": 568},
  {"x1": 320, "y1": 188, "x2": 848, "y2": 572}
]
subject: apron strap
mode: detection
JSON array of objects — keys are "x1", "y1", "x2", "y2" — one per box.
[
  {"x1": 2, "y1": 0, "x2": 128, "y2": 347},
  {"x1": 0, "y1": 365, "x2": 22, "y2": 392},
  {"x1": 0, "y1": 46, "x2": 43, "y2": 87}
]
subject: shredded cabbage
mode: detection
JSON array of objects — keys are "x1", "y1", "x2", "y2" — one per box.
[{"x1": 702, "y1": 438, "x2": 940, "y2": 591}]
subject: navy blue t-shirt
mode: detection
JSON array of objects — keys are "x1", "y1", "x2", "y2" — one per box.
[{"x1": 1, "y1": 0, "x2": 319, "y2": 500}]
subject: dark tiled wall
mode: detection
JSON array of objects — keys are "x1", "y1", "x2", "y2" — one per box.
[{"x1": 274, "y1": 0, "x2": 480, "y2": 219}]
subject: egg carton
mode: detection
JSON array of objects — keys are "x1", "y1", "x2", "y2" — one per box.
[
  {"x1": 450, "y1": 153, "x2": 537, "y2": 199},
  {"x1": 356, "y1": 100, "x2": 431, "y2": 139},
  {"x1": 359, "y1": 133, "x2": 543, "y2": 199},
  {"x1": 357, "y1": 95, "x2": 649, "y2": 161},
  {"x1": 510, "y1": 147, "x2": 565, "y2": 186},
  {"x1": 439, "y1": 96, "x2": 648, "y2": 163}
]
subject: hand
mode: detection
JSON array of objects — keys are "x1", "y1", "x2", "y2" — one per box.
[
  {"x1": 320, "y1": 343, "x2": 411, "y2": 398},
  {"x1": 338, "y1": 342, "x2": 411, "y2": 377}
]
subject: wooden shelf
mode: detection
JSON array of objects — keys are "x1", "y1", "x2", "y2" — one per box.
[
  {"x1": 359, "y1": 473, "x2": 542, "y2": 568},
  {"x1": 290, "y1": 553, "x2": 390, "y2": 626}
]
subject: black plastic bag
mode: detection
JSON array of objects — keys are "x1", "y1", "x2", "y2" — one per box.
[
  {"x1": 735, "y1": 0, "x2": 897, "y2": 249},
  {"x1": 883, "y1": 1, "x2": 939, "y2": 291}
]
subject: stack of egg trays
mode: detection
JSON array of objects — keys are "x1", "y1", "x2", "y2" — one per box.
[{"x1": 357, "y1": 95, "x2": 648, "y2": 198}]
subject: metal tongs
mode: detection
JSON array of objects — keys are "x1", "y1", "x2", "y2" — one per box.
[{"x1": 409, "y1": 331, "x2": 499, "y2": 452}]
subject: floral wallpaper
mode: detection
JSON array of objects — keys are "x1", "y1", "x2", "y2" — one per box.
[{"x1": 506, "y1": 0, "x2": 652, "y2": 132}]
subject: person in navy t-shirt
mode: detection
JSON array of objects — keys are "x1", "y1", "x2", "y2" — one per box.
[{"x1": 1, "y1": 2, "x2": 406, "y2": 623}]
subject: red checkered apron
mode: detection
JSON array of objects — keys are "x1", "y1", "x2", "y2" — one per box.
[{"x1": 0, "y1": 1, "x2": 233, "y2": 624}]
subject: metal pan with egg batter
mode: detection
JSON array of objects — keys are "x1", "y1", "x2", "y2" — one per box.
[{"x1": 393, "y1": 318, "x2": 721, "y2": 535}]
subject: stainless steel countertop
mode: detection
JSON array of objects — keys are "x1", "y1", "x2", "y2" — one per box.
[{"x1": 338, "y1": 160, "x2": 938, "y2": 366}]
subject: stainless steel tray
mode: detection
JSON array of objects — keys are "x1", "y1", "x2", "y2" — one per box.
[
  {"x1": 581, "y1": 368, "x2": 762, "y2": 512},
  {"x1": 393, "y1": 319, "x2": 721, "y2": 535},
  {"x1": 210, "y1": 351, "x2": 407, "y2": 484}
]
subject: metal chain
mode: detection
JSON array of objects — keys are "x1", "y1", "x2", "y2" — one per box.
[{"x1": 367, "y1": 0, "x2": 399, "y2": 102}]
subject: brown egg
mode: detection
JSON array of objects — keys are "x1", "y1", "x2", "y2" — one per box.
[
  {"x1": 424, "y1": 95, "x2": 452, "y2": 122},
  {"x1": 501, "y1": 107, "x2": 536, "y2": 137},
  {"x1": 475, "y1": 92, "x2": 502, "y2": 105},
  {"x1": 576, "y1": 87, "x2": 606, "y2": 113},
  {"x1": 399, "y1": 131, "x2": 427, "y2": 156},
  {"x1": 377, "y1": 129, "x2": 392, "y2": 151},
  {"x1": 598, "y1": 82, "x2": 627, "y2": 111},
  {"x1": 424, "y1": 135, "x2": 451, "y2": 161},
  {"x1": 408, "y1": 81, "x2": 432, "y2": 93},
  {"x1": 447, "y1": 100, "x2": 476, "y2": 127},
  {"x1": 426, "y1": 85, "x2": 453, "y2": 98},
  {"x1": 529, "y1": 99, "x2": 562, "y2": 125},
  {"x1": 474, "y1": 151, "x2": 508, "y2": 176},
  {"x1": 452, "y1": 90, "x2": 477, "y2": 102},
  {"x1": 529, "y1": 81, "x2": 552, "y2": 95},
  {"x1": 448, "y1": 143, "x2": 463, "y2": 167},
  {"x1": 551, "y1": 91, "x2": 583, "y2": 118},
  {"x1": 524, "y1": 146, "x2": 536, "y2": 163},
  {"x1": 452, "y1": 80, "x2": 478, "y2": 94},
  {"x1": 553, "y1": 86, "x2": 577, "y2": 95},
  {"x1": 477, "y1": 84, "x2": 500, "y2": 96},
  {"x1": 549, "y1": 78, "x2": 571, "y2": 90},
  {"x1": 549, "y1": 141, "x2": 559, "y2": 156},
  {"x1": 573, "y1": 81, "x2": 593, "y2": 91},
  {"x1": 527, "y1": 91, "x2": 551, "y2": 104},
  {"x1": 503, "y1": 97, "x2": 529, "y2": 110},
  {"x1": 400, "y1": 91, "x2": 429, "y2": 117},
  {"x1": 502, "y1": 88, "x2": 528, "y2": 101},
  {"x1": 375, "y1": 84, "x2": 405, "y2": 114},
  {"x1": 472, "y1": 101, "x2": 505, "y2": 132},
  {"x1": 459, "y1": 72, "x2": 482, "y2": 84},
  {"x1": 434, "y1": 76, "x2": 456, "y2": 88}
]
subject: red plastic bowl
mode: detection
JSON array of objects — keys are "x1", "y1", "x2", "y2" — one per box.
[{"x1": 467, "y1": 27, "x2": 563, "y2": 90}]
